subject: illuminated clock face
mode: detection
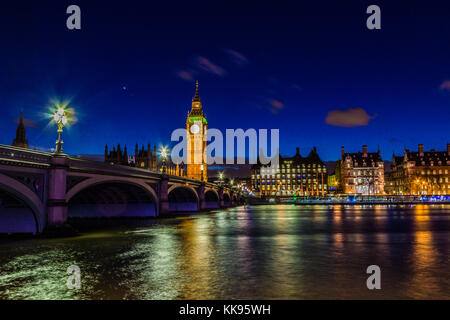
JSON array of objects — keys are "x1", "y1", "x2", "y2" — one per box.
[{"x1": 190, "y1": 124, "x2": 200, "y2": 134}]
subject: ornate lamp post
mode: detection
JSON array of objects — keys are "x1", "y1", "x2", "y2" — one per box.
[
  {"x1": 201, "y1": 164, "x2": 204, "y2": 181},
  {"x1": 160, "y1": 147, "x2": 168, "y2": 174},
  {"x1": 219, "y1": 172, "x2": 224, "y2": 186},
  {"x1": 52, "y1": 107, "x2": 68, "y2": 154}
]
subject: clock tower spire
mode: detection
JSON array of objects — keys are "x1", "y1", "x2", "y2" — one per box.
[
  {"x1": 186, "y1": 81, "x2": 207, "y2": 181},
  {"x1": 193, "y1": 80, "x2": 201, "y2": 102}
]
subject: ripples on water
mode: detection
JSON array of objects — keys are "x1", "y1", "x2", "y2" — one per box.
[{"x1": 0, "y1": 204, "x2": 449, "y2": 299}]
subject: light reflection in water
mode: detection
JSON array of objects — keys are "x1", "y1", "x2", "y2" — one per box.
[{"x1": 0, "y1": 204, "x2": 450, "y2": 299}]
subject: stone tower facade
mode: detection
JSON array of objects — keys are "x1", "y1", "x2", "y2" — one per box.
[
  {"x1": 186, "y1": 81, "x2": 207, "y2": 182},
  {"x1": 12, "y1": 111, "x2": 29, "y2": 149}
]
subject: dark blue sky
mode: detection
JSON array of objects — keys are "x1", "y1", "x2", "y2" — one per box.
[{"x1": 0, "y1": 0, "x2": 449, "y2": 160}]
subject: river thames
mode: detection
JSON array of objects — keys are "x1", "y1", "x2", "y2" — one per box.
[{"x1": 1, "y1": 204, "x2": 449, "y2": 300}]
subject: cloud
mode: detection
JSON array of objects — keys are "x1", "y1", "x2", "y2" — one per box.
[
  {"x1": 176, "y1": 70, "x2": 194, "y2": 81},
  {"x1": 224, "y1": 49, "x2": 248, "y2": 65},
  {"x1": 268, "y1": 99, "x2": 284, "y2": 114},
  {"x1": 196, "y1": 56, "x2": 226, "y2": 76},
  {"x1": 325, "y1": 107, "x2": 375, "y2": 127},
  {"x1": 14, "y1": 117, "x2": 37, "y2": 128},
  {"x1": 439, "y1": 80, "x2": 450, "y2": 91},
  {"x1": 269, "y1": 99, "x2": 284, "y2": 109}
]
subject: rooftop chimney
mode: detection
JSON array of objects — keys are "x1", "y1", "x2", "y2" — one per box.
[
  {"x1": 418, "y1": 144, "x2": 424, "y2": 156},
  {"x1": 362, "y1": 145, "x2": 368, "y2": 157},
  {"x1": 341, "y1": 146, "x2": 345, "y2": 158},
  {"x1": 447, "y1": 143, "x2": 450, "y2": 156}
]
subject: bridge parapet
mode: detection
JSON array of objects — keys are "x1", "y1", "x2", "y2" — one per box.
[
  {"x1": 0, "y1": 144, "x2": 52, "y2": 167},
  {"x1": 68, "y1": 157, "x2": 162, "y2": 180}
]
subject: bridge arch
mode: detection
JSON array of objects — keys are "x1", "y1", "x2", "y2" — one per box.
[
  {"x1": 66, "y1": 177, "x2": 159, "y2": 217},
  {"x1": 205, "y1": 188, "x2": 219, "y2": 200},
  {"x1": 204, "y1": 188, "x2": 220, "y2": 209},
  {"x1": 223, "y1": 192, "x2": 232, "y2": 207},
  {"x1": 168, "y1": 184, "x2": 199, "y2": 212},
  {"x1": 0, "y1": 172, "x2": 44, "y2": 233}
]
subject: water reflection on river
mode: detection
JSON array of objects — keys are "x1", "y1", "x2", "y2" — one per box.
[{"x1": 1, "y1": 204, "x2": 449, "y2": 299}]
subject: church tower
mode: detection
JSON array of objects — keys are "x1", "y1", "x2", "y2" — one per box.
[
  {"x1": 186, "y1": 81, "x2": 207, "y2": 181},
  {"x1": 12, "y1": 111, "x2": 29, "y2": 149}
]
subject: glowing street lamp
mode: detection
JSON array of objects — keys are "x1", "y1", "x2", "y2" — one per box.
[
  {"x1": 219, "y1": 172, "x2": 224, "y2": 185},
  {"x1": 52, "y1": 107, "x2": 69, "y2": 154},
  {"x1": 201, "y1": 164, "x2": 204, "y2": 181},
  {"x1": 160, "y1": 146, "x2": 168, "y2": 173}
]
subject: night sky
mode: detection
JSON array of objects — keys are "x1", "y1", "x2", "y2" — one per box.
[{"x1": 0, "y1": 0, "x2": 449, "y2": 161}]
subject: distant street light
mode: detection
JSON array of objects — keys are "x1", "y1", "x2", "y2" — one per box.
[
  {"x1": 201, "y1": 164, "x2": 204, "y2": 181},
  {"x1": 160, "y1": 146, "x2": 168, "y2": 173},
  {"x1": 52, "y1": 107, "x2": 69, "y2": 154},
  {"x1": 219, "y1": 172, "x2": 224, "y2": 185}
]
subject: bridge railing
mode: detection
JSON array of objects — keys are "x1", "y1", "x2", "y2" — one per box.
[
  {"x1": 0, "y1": 144, "x2": 53, "y2": 166},
  {"x1": 68, "y1": 157, "x2": 163, "y2": 178},
  {"x1": 68, "y1": 157, "x2": 213, "y2": 185}
]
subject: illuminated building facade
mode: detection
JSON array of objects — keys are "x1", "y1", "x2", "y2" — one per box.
[
  {"x1": 384, "y1": 171, "x2": 395, "y2": 195},
  {"x1": 327, "y1": 171, "x2": 339, "y2": 194},
  {"x1": 388, "y1": 144, "x2": 450, "y2": 195},
  {"x1": 336, "y1": 145, "x2": 384, "y2": 195},
  {"x1": 186, "y1": 81, "x2": 208, "y2": 182},
  {"x1": 251, "y1": 147, "x2": 328, "y2": 197}
]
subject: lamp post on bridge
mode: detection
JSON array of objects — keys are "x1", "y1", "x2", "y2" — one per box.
[
  {"x1": 52, "y1": 107, "x2": 69, "y2": 154},
  {"x1": 219, "y1": 172, "x2": 224, "y2": 186},
  {"x1": 160, "y1": 147, "x2": 168, "y2": 174}
]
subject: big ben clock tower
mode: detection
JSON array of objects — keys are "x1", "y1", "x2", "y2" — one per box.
[{"x1": 186, "y1": 81, "x2": 208, "y2": 181}]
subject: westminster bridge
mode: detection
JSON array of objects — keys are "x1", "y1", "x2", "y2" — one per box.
[{"x1": 0, "y1": 145, "x2": 239, "y2": 234}]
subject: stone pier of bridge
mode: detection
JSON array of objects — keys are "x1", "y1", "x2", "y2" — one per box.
[{"x1": 47, "y1": 155, "x2": 70, "y2": 227}]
